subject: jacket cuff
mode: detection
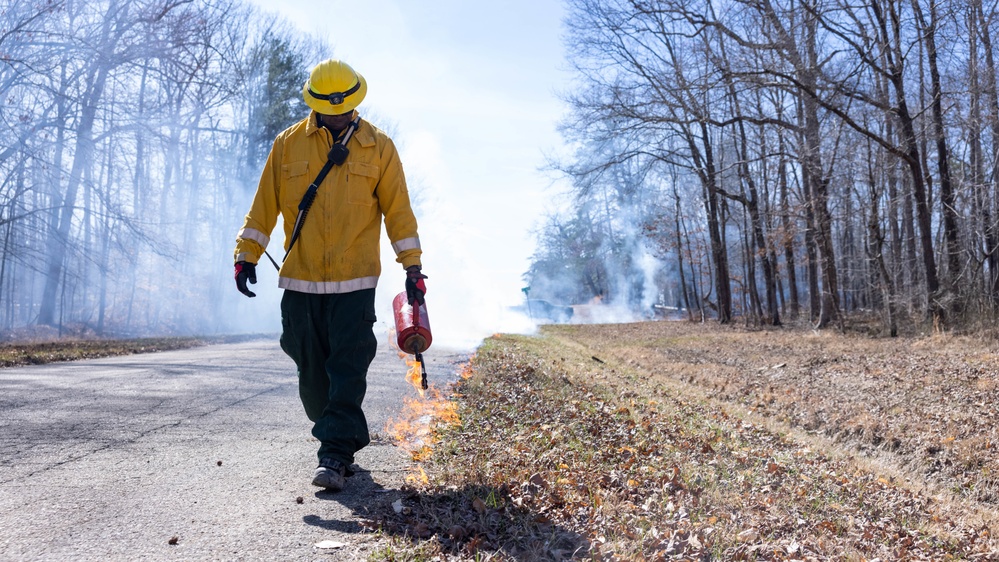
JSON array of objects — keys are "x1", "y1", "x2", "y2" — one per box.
[
  {"x1": 234, "y1": 252, "x2": 260, "y2": 265},
  {"x1": 400, "y1": 256, "x2": 422, "y2": 269}
]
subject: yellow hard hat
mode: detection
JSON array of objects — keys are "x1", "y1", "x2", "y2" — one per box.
[{"x1": 302, "y1": 59, "x2": 367, "y2": 115}]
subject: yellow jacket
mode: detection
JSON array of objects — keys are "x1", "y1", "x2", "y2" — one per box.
[{"x1": 234, "y1": 111, "x2": 421, "y2": 293}]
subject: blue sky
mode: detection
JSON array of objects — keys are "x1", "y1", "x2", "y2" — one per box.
[{"x1": 245, "y1": 0, "x2": 575, "y2": 346}]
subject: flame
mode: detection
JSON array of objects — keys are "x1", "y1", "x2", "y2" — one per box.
[
  {"x1": 387, "y1": 392, "x2": 460, "y2": 448},
  {"x1": 405, "y1": 357, "x2": 424, "y2": 398},
  {"x1": 385, "y1": 357, "x2": 473, "y2": 489},
  {"x1": 405, "y1": 465, "x2": 430, "y2": 486},
  {"x1": 457, "y1": 356, "x2": 475, "y2": 380}
]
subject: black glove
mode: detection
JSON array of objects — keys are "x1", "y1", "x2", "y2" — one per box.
[
  {"x1": 405, "y1": 265, "x2": 428, "y2": 306},
  {"x1": 235, "y1": 261, "x2": 257, "y2": 298}
]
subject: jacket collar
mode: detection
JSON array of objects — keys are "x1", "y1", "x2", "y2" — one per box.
[{"x1": 306, "y1": 110, "x2": 375, "y2": 148}]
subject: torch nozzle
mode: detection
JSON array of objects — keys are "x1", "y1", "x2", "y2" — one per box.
[{"x1": 414, "y1": 350, "x2": 428, "y2": 390}]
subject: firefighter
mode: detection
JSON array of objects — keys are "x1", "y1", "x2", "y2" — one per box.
[{"x1": 232, "y1": 59, "x2": 427, "y2": 492}]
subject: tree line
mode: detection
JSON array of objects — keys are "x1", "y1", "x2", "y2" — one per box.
[
  {"x1": 0, "y1": 0, "x2": 319, "y2": 337},
  {"x1": 529, "y1": 0, "x2": 999, "y2": 333}
]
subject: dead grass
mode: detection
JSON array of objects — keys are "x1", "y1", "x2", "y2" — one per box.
[
  {"x1": 553, "y1": 322, "x2": 999, "y2": 507},
  {"x1": 0, "y1": 335, "x2": 266, "y2": 368},
  {"x1": 367, "y1": 322, "x2": 999, "y2": 561}
]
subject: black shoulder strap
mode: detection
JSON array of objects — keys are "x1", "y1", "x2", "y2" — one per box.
[{"x1": 283, "y1": 117, "x2": 361, "y2": 262}]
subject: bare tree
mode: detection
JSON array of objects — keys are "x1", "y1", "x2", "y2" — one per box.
[{"x1": 0, "y1": 0, "x2": 326, "y2": 336}]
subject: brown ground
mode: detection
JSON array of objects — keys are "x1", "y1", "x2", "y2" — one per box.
[
  {"x1": 0, "y1": 334, "x2": 269, "y2": 368},
  {"x1": 553, "y1": 322, "x2": 999, "y2": 506},
  {"x1": 371, "y1": 320, "x2": 999, "y2": 561}
]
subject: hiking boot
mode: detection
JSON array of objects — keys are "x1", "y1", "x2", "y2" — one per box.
[{"x1": 312, "y1": 458, "x2": 347, "y2": 491}]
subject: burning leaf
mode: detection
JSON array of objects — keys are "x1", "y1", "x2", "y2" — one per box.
[
  {"x1": 386, "y1": 390, "x2": 460, "y2": 460},
  {"x1": 404, "y1": 465, "x2": 430, "y2": 486}
]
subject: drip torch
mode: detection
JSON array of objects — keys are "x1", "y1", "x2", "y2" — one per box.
[{"x1": 392, "y1": 291, "x2": 432, "y2": 389}]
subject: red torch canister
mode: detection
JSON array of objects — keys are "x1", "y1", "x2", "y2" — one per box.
[
  {"x1": 393, "y1": 292, "x2": 432, "y2": 353},
  {"x1": 393, "y1": 291, "x2": 432, "y2": 389}
]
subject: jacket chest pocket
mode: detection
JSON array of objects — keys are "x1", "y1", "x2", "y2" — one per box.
[
  {"x1": 281, "y1": 160, "x2": 311, "y2": 210},
  {"x1": 346, "y1": 161, "x2": 379, "y2": 206}
]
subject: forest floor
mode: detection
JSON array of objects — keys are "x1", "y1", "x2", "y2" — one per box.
[{"x1": 370, "y1": 321, "x2": 999, "y2": 561}]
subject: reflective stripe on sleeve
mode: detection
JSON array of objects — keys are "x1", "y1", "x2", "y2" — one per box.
[
  {"x1": 391, "y1": 237, "x2": 421, "y2": 255},
  {"x1": 237, "y1": 227, "x2": 270, "y2": 248},
  {"x1": 235, "y1": 252, "x2": 251, "y2": 263},
  {"x1": 278, "y1": 275, "x2": 379, "y2": 294}
]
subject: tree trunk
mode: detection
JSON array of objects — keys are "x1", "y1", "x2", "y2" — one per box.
[
  {"x1": 718, "y1": 34, "x2": 781, "y2": 325},
  {"x1": 742, "y1": 203, "x2": 762, "y2": 324},
  {"x1": 674, "y1": 190, "x2": 694, "y2": 321},
  {"x1": 777, "y1": 126, "x2": 800, "y2": 320},
  {"x1": 968, "y1": 4, "x2": 995, "y2": 310},
  {"x1": 688, "y1": 123, "x2": 732, "y2": 323},
  {"x1": 866, "y1": 140, "x2": 898, "y2": 336},
  {"x1": 801, "y1": 154, "x2": 822, "y2": 322},
  {"x1": 913, "y1": 0, "x2": 961, "y2": 312},
  {"x1": 38, "y1": 64, "x2": 110, "y2": 326},
  {"x1": 975, "y1": 2, "x2": 999, "y2": 304},
  {"x1": 871, "y1": 0, "x2": 941, "y2": 318}
]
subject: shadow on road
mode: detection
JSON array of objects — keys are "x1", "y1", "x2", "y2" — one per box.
[
  {"x1": 313, "y1": 477, "x2": 590, "y2": 560},
  {"x1": 303, "y1": 467, "x2": 386, "y2": 534}
]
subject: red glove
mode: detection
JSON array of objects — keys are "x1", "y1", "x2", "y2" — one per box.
[{"x1": 405, "y1": 266, "x2": 427, "y2": 306}]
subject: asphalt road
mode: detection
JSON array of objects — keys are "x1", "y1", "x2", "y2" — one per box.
[{"x1": 0, "y1": 337, "x2": 470, "y2": 561}]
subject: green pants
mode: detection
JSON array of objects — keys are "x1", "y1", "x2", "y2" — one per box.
[{"x1": 279, "y1": 289, "x2": 378, "y2": 465}]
